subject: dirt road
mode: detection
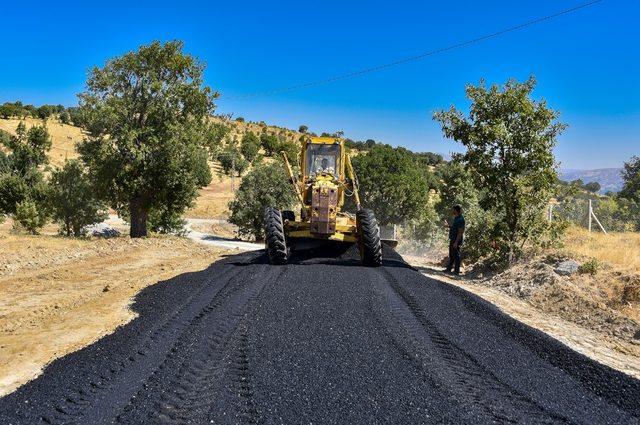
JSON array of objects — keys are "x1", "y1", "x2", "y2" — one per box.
[{"x1": 1, "y1": 247, "x2": 639, "y2": 424}]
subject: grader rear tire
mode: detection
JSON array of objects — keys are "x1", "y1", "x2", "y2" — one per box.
[
  {"x1": 263, "y1": 207, "x2": 288, "y2": 265},
  {"x1": 357, "y1": 209, "x2": 382, "y2": 267}
]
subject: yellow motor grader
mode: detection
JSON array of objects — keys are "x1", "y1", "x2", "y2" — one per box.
[{"x1": 263, "y1": 136, "x2": 382, "y2": 266}]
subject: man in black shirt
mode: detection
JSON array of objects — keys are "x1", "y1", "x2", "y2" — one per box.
[{"x1": 444, "y1": 204, "x2": 465, "y2": 275}]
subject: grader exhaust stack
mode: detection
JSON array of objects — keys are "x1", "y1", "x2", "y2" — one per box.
[{"x1": 263, "y1": 137, "x2": 383, "y2": 266}]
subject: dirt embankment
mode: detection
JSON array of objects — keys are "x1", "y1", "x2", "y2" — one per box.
[{"x1": 0, "y1": 234, "x2": 229, "y2": 396}]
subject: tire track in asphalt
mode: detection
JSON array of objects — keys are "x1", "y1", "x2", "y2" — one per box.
[{"x1": 371, "y1": 267, "x2": 568, "y2": 424}]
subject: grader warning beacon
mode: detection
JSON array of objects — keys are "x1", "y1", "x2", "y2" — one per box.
[{"x1": 263, "y1": 136, "x2": 383, "y2": 266}]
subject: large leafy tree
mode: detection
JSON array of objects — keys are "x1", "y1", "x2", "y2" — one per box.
[
  {"x1": 351, "y1": 144, "x2": 429, "y2": 225},
  {"x1": 77, "y1": 41, "x2": 217, "y2": 237},
  {"x1": 434, "y1": 77, "x2": 566, "y2": 263}
]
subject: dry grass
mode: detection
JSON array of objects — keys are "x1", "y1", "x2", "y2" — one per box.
[
  {"x1": 0, "y1": 232, "x2": 229, "y2": 396},
  {"x1": 187, "y1": 173, "x2": 236, "y2": 219},
  {"x1": 563, "y1": 226, "x2": 640, "y2": 274}
]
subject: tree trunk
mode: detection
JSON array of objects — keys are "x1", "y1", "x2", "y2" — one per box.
[{"x1": 130, "y1": 199, "x2": 149, "y2": 238}]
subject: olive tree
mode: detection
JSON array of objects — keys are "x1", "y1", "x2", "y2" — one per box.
[
  {"x1": 229, "y1": 162, "x2": 296, "y2": 240},
  {"x1": 434, "y1": 77, "x2": 566, "y2": 263},
  {"x1": 351, "y1": 144, "x2": 429, "y2": 225},
  {"x1": 77, "y1": 41, "x2": 217, "y2": 237},
  {"x1": 49, "y1": 159, "x2": 108, "y2": 236}
]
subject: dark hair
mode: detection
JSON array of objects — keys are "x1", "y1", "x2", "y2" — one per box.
[{"x1": 452, "y1": 204, "x2": 462, "y2": 213}]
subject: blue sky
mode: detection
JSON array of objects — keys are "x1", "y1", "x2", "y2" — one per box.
[{"x1": 0, "y1": 0, "x2": 638, "y2": 169}]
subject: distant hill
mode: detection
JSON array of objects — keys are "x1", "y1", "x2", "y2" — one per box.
[{"x1": 560, "y1": 168, "x2": 623, "y2": 193}]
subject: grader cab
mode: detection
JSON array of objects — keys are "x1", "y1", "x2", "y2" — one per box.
[{"x1": 263, "y1": 137, "x2": 383, "y2": 266}]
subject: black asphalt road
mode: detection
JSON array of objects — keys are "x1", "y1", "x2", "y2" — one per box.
[{"x1": 1, "y1": 247, "x2": 639, "y2": 424}]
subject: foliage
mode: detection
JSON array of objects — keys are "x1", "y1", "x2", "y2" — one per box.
[
  {"x1": 583, "y1": 181, "x2": 601, "y2": 193},
  {"x1": 620, "y1": 156, "x2": 640, "y2": 203},
  {"x1": 217, "y1": 143, "x2": 248, "y2": 176},
  {"x1": 59, "y1": 110, "x2": 71, "y2": 125},
  {"x1": 76, "y1": 41, "x2": 217, "y2": 237},
  {"x1": 434, "y1": 77, "x2": 566, "y2": 264},
  {"x1": 260, "y1": 133, "x2": 280, "y2": 156},
  {"x1": 48, "y1": 159, "x2": 108, "y2": 236},
  {"x1": 14, "y1": 199, "x2": 48, "y2": 234},
  {"x1": 147, "y1": 205, "x2": 188, "y2": 235},
  {"x1": 298, "y1": 125, "x2": 308, "y2": 133},
  {"x1": 578, "y1": 258, "x2": 600, "y2": 275},
  {"x1": 592, "y1": 195, "x2": 639, "y2": 232},
  {"x1": 2, "y1": 122, "x2": 52, "y2": 172},
  {"x1": 0, "y1": 122, "x2": 51, "y2": 216},
  {"x1": 351, "y1": 144, "x2": 429, "y2": 225},
  {"x1": 228, "y1": 162, "x2": 296, "y2": 240},
  {"x1": 240, "y1": 131, "x2": 260, "y2": 162}
]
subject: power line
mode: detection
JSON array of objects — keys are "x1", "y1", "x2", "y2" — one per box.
[{"x1": 221, "y1": 0, "x2": 602, "y2": 100}]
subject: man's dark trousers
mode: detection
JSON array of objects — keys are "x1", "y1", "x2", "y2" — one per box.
[{"x1": 447, "y1": 241, "x2": 461, "y2": 273}]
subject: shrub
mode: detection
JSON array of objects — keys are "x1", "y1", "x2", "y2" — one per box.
[
  {"x1": 578, "y1": 259, "x2": 600, "y2": 275},
  {"x1": 14, "y1": 199, "x2": 48, "y2": 234},
  {"x1": 229, "y1": 162, "x2": 297, "y2": 240},
  {"x1": 260, "y1": 133, "x2": 280, "y2": 156},
  {"x1": 49, "y1": 159, "x2": 108, "y2": 236},
  {"x1": 240, "y1": 131, "x2": 260, "y2": 162}
]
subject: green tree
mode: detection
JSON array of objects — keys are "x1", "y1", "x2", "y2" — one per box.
[
  {"x1": 229, "y1": 162, "x2": 296, "y2": 240},
  {"x1": 218, "y1": 143, "x2": 248, "y2": 176},
  {"x1": 583, "y1": 181, "x2": 601, "y2": 193},
  {"x1": 0, "y1": 123, "x2": 51, "y2": 216},
  {"x1": 59, "y1": 110, "x2": 71, "y2": 125},
  {"x1": 14, "y1": 199, "x2": 48, "y2": 234},
  {"x1": 240, "y1": 131, "x2": 260, "y2": 162},
  {"x1": 298, "y1": 125, "x2": 308, "y2": 133},
  {"x1": 49, "y1": 159, "x2": 108, "y2": 236},
  {"x1": 76, "y1": 41, "x2": 217, "y2": 237},
  {"x1": 260, "y1": 133, "x2": 280, "y2": 156},
  {"x1": 434, "y1": 77, "x2": 566, "y2": 263},
  {"x1": 620, "y1": 156, "x2": 640, "y2": 202},
  {"x1": 351, "y1": 144, "x2": 429, "y2": 225},
  {"x1": 3, "y1": 122, "x2": 52, "y2": 172}
]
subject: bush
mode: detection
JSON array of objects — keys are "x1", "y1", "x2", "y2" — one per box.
[
  {"x1": 351, "y1": 144, "x2": 429, "y2": 225},
  {"x1": 148, "y1": 205, "x2": 187, "y2": 235},
  {"x1": 229, "y1": 162, "x2": 297, "y2": 241},
  {"x1": 240, "y1": 131, "x2": 260, "y2": 162},
  {"x1": 578, "y1": 259, "x2": 600, "y2": 275},
  {"x1": 49, "y1": 160, "x2": 108, "y2": 236},
  {"x1": 298, "y1": 125, "x2": 308, "y2": 133},
  {"x1": 260, "y1": 133, "x2": 280, "y2": 156},
  {"x1": 14, "y1": 199, "x2": 48, "y2": 234},
  {"x1": 218, "y1": 144, "x2": 248, "y2": 176}
]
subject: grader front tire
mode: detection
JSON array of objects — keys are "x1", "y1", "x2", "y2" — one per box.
[
  {"x1": 357, "y1": 209, "x2": 382, "y2": 267},
  {"x1": 264, "y1": 207, "x2": 288, "y2": 265}
]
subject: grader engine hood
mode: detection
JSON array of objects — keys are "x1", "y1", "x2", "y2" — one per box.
[{"x1": 310, "y1": 180, "x2": 338, "y2": 234}]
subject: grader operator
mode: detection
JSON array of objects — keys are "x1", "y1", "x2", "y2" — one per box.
[{"x1": 263, "y1": 136, "x2": 382, "y2": 266}]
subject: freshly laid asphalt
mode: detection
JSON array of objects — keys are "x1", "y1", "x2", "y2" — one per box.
[{"x1": 1, "y1": 246, "x2": 639, "y2": 424}]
